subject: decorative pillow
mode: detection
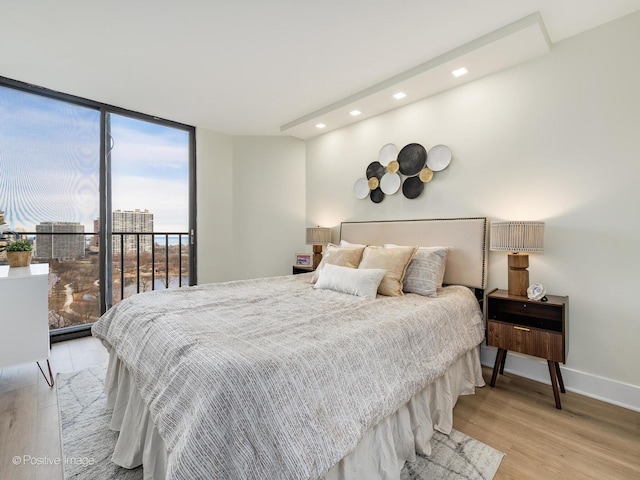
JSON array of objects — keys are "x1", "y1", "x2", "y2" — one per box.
[
  {"x1": 314, "y1": 263, "x2": 386, "y2": 299},
  {"x1": 311, "y1": 244, "x2": 366, "y2": 283},
  {"x1": 358, "y1": 245, "x2": 417, "y2": 297},
  {"x1": 385, "y1": 244, "x2": 450, "y2": 297}
]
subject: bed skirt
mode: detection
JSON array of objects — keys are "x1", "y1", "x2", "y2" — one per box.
[{"x1": 104, "y1": 344, "x2": 484, "y2": 480}]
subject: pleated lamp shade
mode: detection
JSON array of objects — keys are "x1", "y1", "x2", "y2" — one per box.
[
  {"x1": 305, "y1": 227, "x2": 331, "y2": 246},
  {"x1": 490, "y1": 221, "x2": 544, "y2": 253}
]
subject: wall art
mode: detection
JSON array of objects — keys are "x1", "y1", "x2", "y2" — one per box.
[{"x1": 353, "y1": 142, "x2": 452, "y2": 203}]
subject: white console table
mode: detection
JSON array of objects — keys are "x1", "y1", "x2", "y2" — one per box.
[{"x1": 0, "y1": 263, "x2": 54, "y2": 387}]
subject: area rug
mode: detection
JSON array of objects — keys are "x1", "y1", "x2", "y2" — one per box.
[{"x1": 58, "y1": 364, "x2": 504, "y2": 479}]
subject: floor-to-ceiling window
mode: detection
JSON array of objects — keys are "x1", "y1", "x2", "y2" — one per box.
[
  {"x1": 0, "y1": 85, "x2": 101, "y2": 329},
  {"x1": 0, "y1": 77, "x2": 196, "y2": 338},
  {"x1": 109, "y1": 113, "x2": 191, "y2": 306}
]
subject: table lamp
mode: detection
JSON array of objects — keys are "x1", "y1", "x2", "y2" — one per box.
[
  {"x1": 490, "y1": 221, "x2": 544, "y2": 296},
  {"x1": 306, "y1": 227, "x2": 331, "y2": 269}
]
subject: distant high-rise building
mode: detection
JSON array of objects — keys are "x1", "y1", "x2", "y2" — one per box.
[
  {"x1": 91, "y1": 218, "x2": 100, "y2": 247},
  {"x1": 35, "y1": 222, "x2": 85, "y2": 260},
  {"x1": 112, "y1": 209, "x2": 154, "y2": 254}
]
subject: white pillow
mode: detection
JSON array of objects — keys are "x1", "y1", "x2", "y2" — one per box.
[
  {"x1": 339, "y1": 240, "x2": 367, "y2": 248},
  {"x1": 314, "y1": 263, "x2": 386, "y2": 299},
  {"x1": 384, "y1": 244, "x2": 450, "y2": 297}
]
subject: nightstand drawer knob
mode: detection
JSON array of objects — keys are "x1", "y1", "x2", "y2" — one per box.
[{"x1": 513, "y1": 326, "x2": 530, "y2": 332}]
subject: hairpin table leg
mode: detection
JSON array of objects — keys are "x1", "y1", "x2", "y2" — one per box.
[{"x1": 37, "y1": 359, "x2": 54, "y2": 388}]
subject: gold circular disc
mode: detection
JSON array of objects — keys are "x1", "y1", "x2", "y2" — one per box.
[
  {"x1": 387, "y1": 160, "x2": 399, "y2": 174},
  {"x1": 419, "y1": 168, "x2": 434, "y2": 183},
  {"x1": 368, "y1": 177, "x2": 379, "y2": 190}
]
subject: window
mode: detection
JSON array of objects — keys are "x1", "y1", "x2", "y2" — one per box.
[
  {"x1": 0, "y1": 77, "x2": 196, "y2": 337},
  {"x1": 108, "y1": 113, "x2": 191, "y2": 305}
]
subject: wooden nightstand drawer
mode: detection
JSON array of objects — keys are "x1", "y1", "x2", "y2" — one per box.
[{"x1": 487, "y1": 320, "x2": 564, "y2": 362}]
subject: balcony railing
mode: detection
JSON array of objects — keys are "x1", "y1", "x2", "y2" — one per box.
[
  {"x1": 112, "y1": 232, "x2": 190, "y2": 303},
  {"x1": 0, "y1": 231, "x2": 190, "y2": 331}
]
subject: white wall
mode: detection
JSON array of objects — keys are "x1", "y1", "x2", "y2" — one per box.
[
  {"x1": 305, "y1": 12, "x2": 640, "y2": 408},
  {"x1": 196, "y1": 128, "x2": 234, "y2": 284},
  {"x1": 231, "y1": 136, "x2": 306, "y2": 280},
  {"x1": 197, "y1": 131, "x2": 306, "y2": 283}
]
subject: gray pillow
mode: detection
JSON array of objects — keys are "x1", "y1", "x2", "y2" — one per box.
[{"x1": 385, "y1": 245, "x2": 450, "y2": 297}]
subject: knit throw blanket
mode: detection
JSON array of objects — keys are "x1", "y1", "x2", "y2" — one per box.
[{"x1": 92, "y1": 275, "x2": 484, "y2": 480}]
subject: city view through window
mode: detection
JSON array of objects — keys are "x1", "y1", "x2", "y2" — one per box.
[{"x1": 0, "y1": 85, "x2": 192, "y2": 331}]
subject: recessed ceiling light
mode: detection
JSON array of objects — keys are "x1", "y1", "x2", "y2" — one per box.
[
  {"x1": 315, "y1": 123, "x2": 326, "y2": 129},
  {"x1": 452, "y1": 67, "x2": 468, "y2": 77},
  {"x1": 393, "y1": 92, "x2": 407, "y2": 100},
  {"x1": 349, "y1": 110, "x2": 362, "y2": 117}
]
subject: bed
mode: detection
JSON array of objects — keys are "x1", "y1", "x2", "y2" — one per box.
[{"x1": 91, "y1": 217, "x2": 489, "y2": 480}]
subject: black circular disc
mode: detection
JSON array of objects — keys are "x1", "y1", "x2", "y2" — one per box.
[
  {"x1": 370, "y1": 187, "x2": 385, "y2": 203},
  {"x1": 397, "y1": 143, "x2": 427, "y2": 176},
  {"x1": 402, "y1": 176, "x2": 424, "y2": 199},
  {"x1": 366, "y1": 161, "x2": 385, "y2": 180}
]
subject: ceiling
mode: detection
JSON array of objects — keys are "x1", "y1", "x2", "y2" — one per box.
[{"x1": 1, "y1": 1, "x2": 639, "y2": 138}]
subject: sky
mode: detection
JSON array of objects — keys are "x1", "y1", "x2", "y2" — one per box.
[
  {"x1": 0, "y1": 85, "x2": 189, "y2": 233},
  {"x1": 110, "y1": 114, "x2": 189, "y2": 232}
]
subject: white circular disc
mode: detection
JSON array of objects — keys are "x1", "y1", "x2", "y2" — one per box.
[
  {"x1": 380, "y1": 172, "x2": 401, "y2": 195},
  {"x1": 353, "y1": 177, "x2": 370, "y2": 199},
  {"x1": 378, "y1": 143, "x2": 399, "y2": 166},
  {"x1": 427, "y1": 144, "x2": 452, "y2": 171}
]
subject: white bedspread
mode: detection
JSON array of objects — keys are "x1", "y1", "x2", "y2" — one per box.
[{"x1": 91, "y1": 274, "x2": 485, "y2": 480}]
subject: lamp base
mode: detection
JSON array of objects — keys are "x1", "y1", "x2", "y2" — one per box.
[
  {"x1": 312, "y1": 244, "x2": 323, "y2": 269},
  {"x1": 507, "y1": 253, "x2": 529, "y2": 297}
]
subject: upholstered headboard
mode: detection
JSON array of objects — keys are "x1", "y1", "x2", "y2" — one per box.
[{"x1": 339, "y1": 217, "x2": 488, "y2": 291}]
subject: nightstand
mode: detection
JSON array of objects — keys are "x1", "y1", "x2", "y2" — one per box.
[
  {"x1": 486, "y1": 288, "x2": 568, "y2": 409},
  {"x1": 292, "y1": 265, "x2": 314, "y2": 275}
]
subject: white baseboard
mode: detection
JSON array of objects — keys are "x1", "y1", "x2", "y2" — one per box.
[{"x1": 480, "y1": 346, "x2": 640, "y2": 412}]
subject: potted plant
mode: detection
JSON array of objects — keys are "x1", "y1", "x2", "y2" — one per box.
[{"x1": 4, "y1": 239, "x2": 33, "y2": 267}]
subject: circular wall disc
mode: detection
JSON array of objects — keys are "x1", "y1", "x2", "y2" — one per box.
[
  {"x1": 370, "y1": 187, "x2": 385, "y2": 203},
  {"x1": 380, "y1": 172, "x2": 401, "y2": 194},
  {"x1": 387, "y1": 160, "x2": 399, "y2": 174},
  {"x1": 426, "y1": 144, "x2": 452, "y2": 171},
  {"x1": 402, "y1": 176, "x2": 425, "y2": 199},
  {"x1": 378, "y1": 143, "x2": 399, "y2": 166},
  {"x1": 368, "y1": 177, "x2": 379, "y2": 190},
  {"x1": 419, "y1": 168, "x2": 434, "y2": 183},
  {"x1": 366, "y1": 161, "x2": 385, "y2": 179},
  {"x1": 398, "y1": 143, "x2": 427, "y2": 176},
  {"x1": 353, "y1": 178, "x2": 369, "y2": 199}
]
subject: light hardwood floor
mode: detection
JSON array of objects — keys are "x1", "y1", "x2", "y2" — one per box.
[
  {"x1": 0, "y1": 336, "x2": 109, "y2": 480},
  {"x1": 453, "y1": 371, "x2": 640, "y2": 479},
  {"x1": 1, "y1": 337, "x2": 638, "y2": 480}
]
